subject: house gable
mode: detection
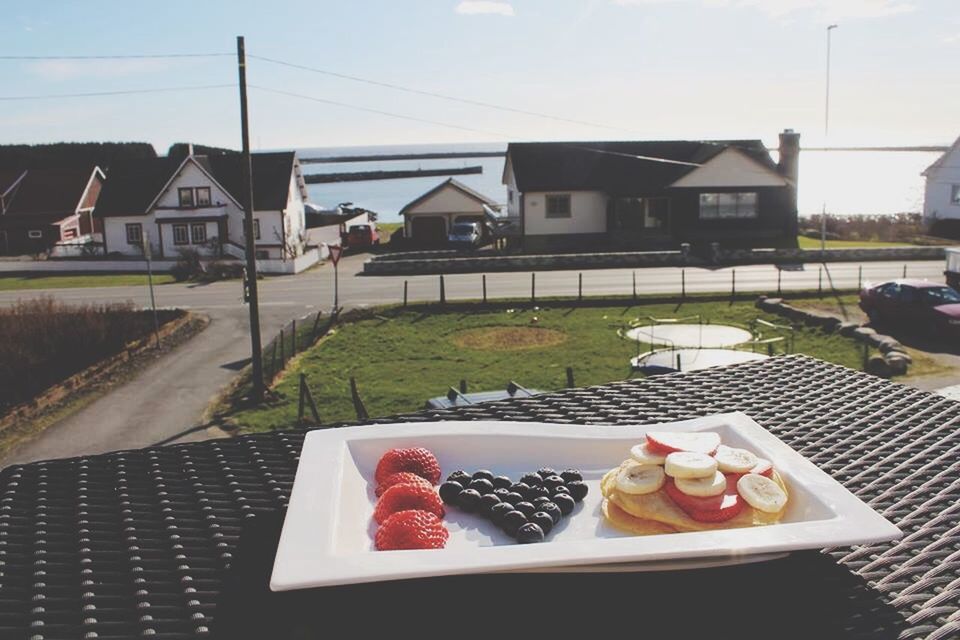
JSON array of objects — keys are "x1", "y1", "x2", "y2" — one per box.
[
  {"x1": 146, "y1": 156, "x2": 241, "y2": 212},
  {"x1": 400, "y1": 179, "x2": 498, "y2": 216},
  {"x1": 669, "y1": 147, "x2": 788, "y2": 189},
  {"x1": 923, "y1": 136, "x2": 960, "y2": 179}
]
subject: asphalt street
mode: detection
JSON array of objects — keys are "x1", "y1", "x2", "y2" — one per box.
[{"x1": 0, "y1": 256, "x2": 945, "y2": 468}]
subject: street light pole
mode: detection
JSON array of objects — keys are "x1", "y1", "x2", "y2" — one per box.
[{"x1": 821, "y1": 23, "x2": 838, "y2": 252}]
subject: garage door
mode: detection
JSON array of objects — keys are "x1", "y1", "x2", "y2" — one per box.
[{"x1": 411, "y1": 217, "x2": 447, "y2": 245}]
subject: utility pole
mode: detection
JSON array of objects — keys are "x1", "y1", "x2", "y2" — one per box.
[
  {"x1": 237, "y1": 35, "x2": 264, "y2": 401},
  {"x1": 821, "y1": 23, "x2": 838, "y2": 252}
]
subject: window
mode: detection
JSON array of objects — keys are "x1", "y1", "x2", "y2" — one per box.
[
  {"x1": 699, "y1": 192, "x2": 758, "y2": 219},
  {"x1": 612, "y1": 197, "x2": 670, "y2": 231},
  {"x1": 253, "y1": 219, "x2": 261, "y2": 240},
  {"x1": 178, "y1": 187, "x2": 195, "y2": 207},
  {"x1": 125, "y1": 223, "x2": 143, "y2": 245},
  {"x1": 196, "y1": 187, "x2": 211, "y2": 206},
  {"x1": 545, "y1": 194, "x2": 571, "y2": 218},
  {"x1": 508, "y1": 189, "x2": 514, "y2": 204},
  {"x1": 63, "y1": 228, "x2": 77, "y2": 239},
  {"x1": 951, "y1": 185, "x2": 960, "y2": 205},
  {"x1": 172, "y1": 224, "x2": 189, "y2": 245},
  {"x1": 191, "y1": 223, "x2": 207, "y2": 244},
  {"x1": 645, "y1": 198, "x2": 670, "y2": 229},
  {"x1": 27, "y1": 230, "x2": 43, "y2": 239}
]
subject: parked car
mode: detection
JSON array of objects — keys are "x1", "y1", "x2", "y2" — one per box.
[
  {"x1": 342, "y1": 224, "x2": 379, "y2": 249},
  {"x1": 448, "y1": 221, "x2": 482, "y2": 248},
  {"x1": 859, "y1": 279, "x2": 960, "y2": 338}
]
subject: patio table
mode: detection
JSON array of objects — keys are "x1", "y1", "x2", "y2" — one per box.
[{"x1": 0, "y1": 355, "x2": 958, "y2": 639}]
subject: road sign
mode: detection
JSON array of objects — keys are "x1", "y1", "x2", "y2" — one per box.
[{"x1": 328, "y1": 244, "x2": 343, "y2": 266}]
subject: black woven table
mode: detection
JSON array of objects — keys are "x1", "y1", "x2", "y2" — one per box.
[{"x1": 1, "y1": 355, "x2": 958, "y2": 639}]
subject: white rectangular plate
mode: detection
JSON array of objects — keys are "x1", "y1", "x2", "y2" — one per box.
[{"x1": 271, "y1": 412, "x2": 901, "y2": 591}]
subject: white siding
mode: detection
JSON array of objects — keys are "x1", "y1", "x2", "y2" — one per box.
[
  {"x1": 924, "y1": 144, "x2": 960, "y2": 222},
  {"x1": 103, "y1": 216, "x2": 158, "y2": 257},
  {"x1": 154, "y1": 161, "x2": 245, "y2": 252},
  {"x1": 503, "y1": 157, "x2": 521, "y2": 218},
  {"x1": 161, "y1": 221, "x2": 219, "y2": 257},
  {"x1": 406, "y1": 185, "x2": 488, "y2": 215},
  {"x1": 670, "y1": 148, "x2": 788, "y2": 188},
  {"x1": 522, "y1": 191, "x2": 607, "y2": 236},
  {"x1": 282, "y1": 169, "x2": 307, "y2": 255}
]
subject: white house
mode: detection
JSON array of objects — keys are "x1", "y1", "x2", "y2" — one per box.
[
  {"x1": 399, "y1": 178, "x2": 500, "y2": 245},
  {"x1": 922, "y1": 135, "x2": 960, "y2": 233},
  {"x1": 96, "y1": 150, "x2": 307, "y2": 260}
]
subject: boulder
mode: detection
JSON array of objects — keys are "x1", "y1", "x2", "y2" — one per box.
[
  {"x1": 852, "y1": 326, "x2": 878, "y2": 342},
  {"x1": 866, "y1": 354, "x2": 892, "y2": 378},
  {"x1": 884, "y1": 353, "x2": 910, "y2": 375},
  {"x1": 875, "y1": 337, "x2": 904, "y2": 354},
  {"x1": 820, "y1": 317, "x2": 841, "y2": 333},
  {"x1": 838, "y1": 321, "x2": 860, "y2": 337}
]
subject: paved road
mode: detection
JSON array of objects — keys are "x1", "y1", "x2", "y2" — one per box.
[{"x1": 0, "y1": 256, "x2": 945, "y2": 468}]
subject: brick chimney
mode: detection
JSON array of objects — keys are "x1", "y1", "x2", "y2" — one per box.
[{"x1": 777, "y1": 129, "x2": 800, "y2": 187}]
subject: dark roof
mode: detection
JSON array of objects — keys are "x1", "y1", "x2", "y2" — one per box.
[
  {"x1": 0, "y1": 169, "x2": 25, "y2": 195},
  {"x1": 95, "y1": 152, "x2": 297, "y2": 217},
  {"x1": 399, "y1": 178, "x2": 500, "y2": 216},
  {"x1": 506, "y1": 140, "x2": 780, "y2": 194},
  {"x1": 3, "y1": 167, "x2": 98, "y2": 217}
]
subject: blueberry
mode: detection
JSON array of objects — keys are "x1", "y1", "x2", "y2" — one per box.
[
  {"x1": 516, "y1": 522, "x2": 545, "y2": 543},
  {"x1": 457, "y1": 488, "x2": 482, "y2": 512},
  {"x1": 560, "y1": 469, "x2": 583, "y2": 483},
  {"x1": 552, "y1": 485, "x2": 571, "y2": 497},
  {"x1": 553, "y1": 494, "x2": 576, "y2": 516},
  {"x1": 537, "y1": 467, "x2": 557, "y2": 479},
  {"x1": 566, "y1": 481, "x2": 588, "y2": 502},
  {"x1": 520, "y1": 473, "x2": 543, "y2": 487},
  {"x1": 492, "y1": 475, "x2": 513, "y2": 490},
  {"x1": 439, "y1": 481, "x2": 464, "y2": 505},
  {"x1": 511, "y1": 482, "x2": 532, "y2": 498},
  {"x1": 532, "y1": 496, "x2": 552, "y2": 507},
  {"x1": 514, "y1": 501, "x2": 536, "y2": 518},
  {"x1": 447, "y1": 470, "x2": 472, "y2": 486},
  {"x1": 504, "y1": 491, "x2": 524, "y2": 506},
  {"x1": 468, "y1": 478, "x2": 495, "y2": 495},
  {"x1": 543, "y1": 475, "x2": 565, "y2": 492},
  {"x1": 528, "y1": 485, "x2": 550, "y2": 500},
  {"x1": 479, "y1": 493, "x2": 501, "y2": 514},
  {"x1": 501, "y1": 510, "x2": 528, "y2": 536},
  {"x1": 472, "y1": 469, "x2": 495, "y2": 482},
  {"x1": 493, "y1": 488, "x2": 511, "y2": 500},
  {"x1": 530, "y1": 511, "x2": 554, "y2": 535},
  {"x1": 489, "y1": 501, "x2": 514, "y2": 524},
  {"x1": 539, "y1": 502, "x2": 562, "y2": 525}
]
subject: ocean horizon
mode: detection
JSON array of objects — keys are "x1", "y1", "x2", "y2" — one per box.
[{"x1": 290, "y1": 142, "x2": 938, "y2": 224}]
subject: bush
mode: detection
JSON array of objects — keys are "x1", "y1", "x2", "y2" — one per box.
[
  {"x1": 0, "y1": 298, "x2": 181, "y2": 412},
  {"x1": 171, "y1": 248, "x2": 205, "y2": 282},
  {"x1": 205, "y1": 261, "x2": 245, "y2": 281}
]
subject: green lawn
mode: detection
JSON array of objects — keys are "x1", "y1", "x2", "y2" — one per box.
[
  {"x1": 0, "y1": 274, "x2": 175, "y2": 291},
  {"x1": 796, "y1": 236, "x2": 910, "y2": 249},
  {"x1": 228, "y1": 297, "x2": 869, "y2": 432}
]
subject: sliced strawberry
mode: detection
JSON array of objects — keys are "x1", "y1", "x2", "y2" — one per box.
[
  {"x1": 375, "y1": 472, "x2": 432, "y2": 497},
  {"x1": 375, "y1": 510, "x2": 449, "y2": 551},
  {"x1": 374, "y1": 482, "x2": 445, "y2": 524},
  {"x1": 664, "y1": 475, "x2": 744, "y2": 523},
  {"x1": 646, "y1": 431, "x2": 721, "y2": 456},
  {"x1": 751, "y1": 458, "x2": 774, "y2": 478},
  {"x1": 375, "y1": 447, "x2": 441, "y2": 486}
]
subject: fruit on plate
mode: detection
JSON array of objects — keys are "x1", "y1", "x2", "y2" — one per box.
[
  {"x1": 615, "y1": 461, "x2": 665, "y2": 495},
  {"x1": 673, "y1": 470, "x2": 726, "y2": 498},
  {"x1": 375, "y1": 447, "x2": 441, "y2": 486},
  {"x1": 750, "y1": 458, "x2": 774, "y2": 478},
  {"x1": 374, "y1": 482, "x2": 445, "y2": 524},
  {"x1": 736, "y1": 474, "x2": 788, "y2": 513},
  {"x1": 664, "y1": 476, "x2": 744, "y2": 523},
  {"x1": 664, "y1": 452, "x2": 718, "y2": 479},
  {"x1": 713, "y1": 445, "x2": 759, "y2": 474},
  {"x1": 375, "y1": 510, "x2": 449, "y2": 550},
  {"x1": 629, "y1": 442, "x2": 667, "y2": 466},
  {"x1": 376, "y1": 472, "x2": 432, "y2": 497},
  {"x1": 646, "y1": 431, "x2": 721, "y2": 456}
]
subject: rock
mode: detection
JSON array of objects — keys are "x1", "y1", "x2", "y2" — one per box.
[
  {"x1": 758, "y1": 297, "x2": 782, "y2": 311},
  {"x1": 852, "y1": 326, "x2": 878, "y2": 342},
  {"x1": 866, "y1": 354, "x2": 892, "y2": 378},
  {"x1": 884, "y1": 353, "x2": 910, "y2": 375},
  {"x1": 875, "y1": 337, "x2": 904, "y2": 354},
  {"x1": 820, "y1": 317, "x2": 841, "y2": 333},
  {"x1": 885, "y1": 350, "x2": 913, "y2": 364},
  {"x1": 838, "y1": 321, "x2": 860, "y2": 337}
]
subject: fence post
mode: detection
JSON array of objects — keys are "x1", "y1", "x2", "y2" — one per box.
[
  {"x1": 298, "y1": 373, "x2": 307, "y2": 424},
  {"x1": 298, "y1": 373, "x2": 320, "y2": 425},
  {"x1": 818, "y1": 266, "x2": 823, "y2": 298},
  {"x1": 578, "y1": 273, "x2": 583, "y2": 301},
  {"x1": 403, "y1": 280, "x2": 408, "y2": 307},
  {"x1": 676, "y1": 353, "x2": 682, "y2": 372},
  {"x1": 903, "y1": 264, "x2": 907, "y2": 279},
  {"x1": 777, "y1": 268, "x2": 782, "y2": 296},
  {"x1": 482, "y1": 274, "x2": 487, "y2": 304},
  {"x1": 269, "y1": 340, "x2": 277, "y2": 381},
  {"x1": 459, "y1": 379, "x2": 467, "y2": 393},
  {"x1": 857, "y1": 265, "x2": 862, "y2": 291},
  {"x1": 632, "y1": 271, "x2": 637, "y2": 302},
  {"x1": 350, "y1": 377, "x2": 370, "y2": 421},
  {"x1": 565, "y1": 367, "x2": 575, "y2": 388},
  {"x1": 311, "y1": 310, "x2": 323, "y2": 341},
  {"x1": 681, "y1": 269, "x2": 686, "y2": 300},
  {"x1": 531, "y1": 272, "x2": 536, "y2": 304},
  {"x1": 292, "y1": 319, "x2": 297, "y2": 355},
  {"x1": 439, "y1": 275, "x2": 446, "y2": 305},
  {"x1": 731, "y1": 269, "x2": 736, "y2": 298},
  {"x1": 279, "y1": 329, "x2": 285, "y2": 366}
]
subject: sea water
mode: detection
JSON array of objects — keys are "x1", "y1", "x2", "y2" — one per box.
[{"x1": 295, "y1": 143, "x2": 939, "y2": 224}]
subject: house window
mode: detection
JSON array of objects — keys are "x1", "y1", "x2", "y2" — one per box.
[
  {"x1": 196, "y1": 187, "x2": 211, "y2": 206},
  {"x1": 645, "y1": 198, "x2": 670, "y2": 229},
  {"x1": 178, "y1": 187, "x2": 195, "y2": 207},
  {"x1": 508, "y1": 189, "x2": 514, "y2": 204},
  {"x1": 699, "y1": 192, "x2": 758, "y2": 219},
  {"x1": 952, "y1": 185, "x2": 960, "y2": 205},
  {"x1": 173, "y1": 224, "x2": 189, "y2": 245},
  {"x1": 63, "y1": 228, "x2": 77, "y2": 239},
  {"x1": 28, "y1": 230, "x2": 43, "y2": 239},
  {"x1": 545, "y1": 194, "x2": 571, "y2": 218},
  {"x1": 612, "y1": 197, "x2": 670, "y2": 231},
  {"x1": 126, "y1": 223, "x2": 143, "y2": 245},
  {"x1": 191, "y1": 223, "x2": 207, "y2": 244},
  {"x1": 253, "y1": 219, "x2": 261, "y2": 240}
]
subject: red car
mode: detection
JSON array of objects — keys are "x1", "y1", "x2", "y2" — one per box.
[
  {"x1": 341, "y1": 224, "x2": 379, "y2": 249},
  {"x1": 859, "y1": 279, "x2": 960, "y2": 338}
]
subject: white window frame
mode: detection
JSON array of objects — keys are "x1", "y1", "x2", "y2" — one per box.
[
  {"x1": 27, "y1": 229, "x2": 43, "y2": 239},
  {"x1": 190, "y1": 223, "x2": 207, "y2": 244},
  {"x1": 699, "y1": 192, "x2": 758, "y2": 219},
  {"x1": 125, "y1": 223, "x2": 142, "y2": 245},
  {"x1": 545, "y1": 194, "x2": 572, "y2": 218},
  {"x1": 253, "y1": 219, "x2": 261, "y2": 240},
  {"x1": 951, "y1": 185, "x2": 960, "y2": 205},
  {"x1": 178, "y1": 187, "x2": 194, "y2": 208},
  {"x1": 172, "y1": 223, "x2": 189, "y2": 245},
  {"x1": 196, "y1": 187, "x2": 211, "y2": 206}
]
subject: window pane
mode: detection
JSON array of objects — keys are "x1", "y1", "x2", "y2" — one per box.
[
  {"x1": 717, "y1": 194, "x2": 738, "y2": 218},
  {"x1": 196, "y1": 188, "x2": 211, "y2": 206},
  {"x1": 952, "y1": 185, "x2": 960, "y2": 204},
  {"x1": 614, "y1": 197, "x2": 644, "y2": 231},
  {"x1": 546, "y1": 194, "x2": 571, "y2": 217},
  {"x1": 737, "y1": 192, "x2": 757, "y2": 217},
  {"x1": 645, "y1": 198, "x2": 669, "y2": 229},
  {"x1": 126, "y1": 224, "x2": 142, "y2": 244},
  {"x1": 699, "y1": 193, "x2": 718, "y2": 218},
  {"x1": 173, "y1": 224, "x2": 188, "y2": 244},
  {"x1": 179, "y1": 188, "x2": 194, "y2": 207},
  {"x1": 191, "y1": 224, "x2": 206, "y2": 244},
  {"x1": 253, "y1": 219, "x2": 261, "y2": 240}
]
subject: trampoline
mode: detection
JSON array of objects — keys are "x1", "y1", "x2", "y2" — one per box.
[
  {"x1": 631, "y1": 348, "x2": 769, "y2": 375},
  {"x1": 624, "y1": 324, "x2": 753, "y2": 348}
]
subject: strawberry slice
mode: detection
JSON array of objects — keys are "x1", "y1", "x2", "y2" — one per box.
[
  {"x1": 646, "y1": 431, "x2": 721, "y2": 456},
  {"x1": 751, "y1": 458, "x2": 774, "y2": 478},
  {"x1": 664, "y1": 475, "x2": 744, "y2": 523}
]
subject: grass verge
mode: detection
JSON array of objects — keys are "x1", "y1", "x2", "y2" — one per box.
[
  {"x1": 0, "y1": 273, "x2": 175, "y2": 290},
  {"x1": 796, "y1": 236, "x2": 911, "y2": 249}
]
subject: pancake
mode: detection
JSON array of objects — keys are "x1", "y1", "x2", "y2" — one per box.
[
  {"x1": 602, "y1": 498, "x2": 677, "y2": 535},
  {"x1": 600, "y1": 462, "x2": 788, "y2": 533}
]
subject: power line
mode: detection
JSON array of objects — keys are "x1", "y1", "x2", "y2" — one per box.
[
  {"x1": 0, "y1": 84, "x2": 235, "y2": 101},
  {"x1": 248, "y1": 54, "x2": 636, "y2": 134},
  {"x1": 249, "y1": 85, "x2": 509, "y2": 138},
  {"x1": 0, "y1": 53, "x2": 232, "y2": 60}
]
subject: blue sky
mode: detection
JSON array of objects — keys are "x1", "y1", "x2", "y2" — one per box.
[{"x1": 2, "y1": 0, "x2": 957, "y2": 152}]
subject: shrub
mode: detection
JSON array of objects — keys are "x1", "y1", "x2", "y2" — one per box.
[{"x1": 171, "y1": 247, "x2": 205, "y2": 282}]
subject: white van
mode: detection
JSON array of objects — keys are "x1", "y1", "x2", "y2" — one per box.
[{"x1": 448, "y1": 221, "x2": 482, "y2": 247}]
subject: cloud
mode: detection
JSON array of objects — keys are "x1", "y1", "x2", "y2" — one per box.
[
  {"x1": 944, "y1": 33, "x2": 960, "y2": 44},
  {"x1": 614, "y1": 0, "x2": 915, "y2": 21},
  {"x1": 28, "y1": 58, "x2": 176, "y2": 81},
  {"x1": 455, "y1": 1, "x2": 515, "y2": 16}
]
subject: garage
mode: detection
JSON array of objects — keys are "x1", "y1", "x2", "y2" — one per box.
[
  {"x1": 410, "y1": 216, "x2": 447, "y2": 245},
  {"x1": 399, "y1": 178, "x2": 500, "y2": 247}
]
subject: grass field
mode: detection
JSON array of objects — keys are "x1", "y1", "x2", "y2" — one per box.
[
  {"x1": 0, "y1": 274, "x2": 175, "y2": 291},
  {"x1": 229, "y1": 296, "x2": 877, "y2": 432},
  {"x1": 796, "y1": 236, "x2": 910, "y2": 249}
]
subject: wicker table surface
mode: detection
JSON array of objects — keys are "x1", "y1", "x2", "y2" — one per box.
[{"x1": 0, "y1": 355, "x2": 958, "y2": 640}]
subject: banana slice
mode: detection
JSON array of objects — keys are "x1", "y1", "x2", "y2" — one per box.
[
  {"x1": 713, "y1": 445, "x2": 759, "y2": 474},
  {"x1": 737, "y1": 473, "x2": 788, "y2": 513},
  {"x1": 629, "y1": 442, "x2": 666, "y2": 466},
  {"x1": 675, "y1": 470, "x2": 726, "y2": 497},
  {"x1": 615, "y1": 461, "x2": 666, "y2": 495},
  {"x1": 664, "y1": 452, "x2": 718, "y2": 479}
]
